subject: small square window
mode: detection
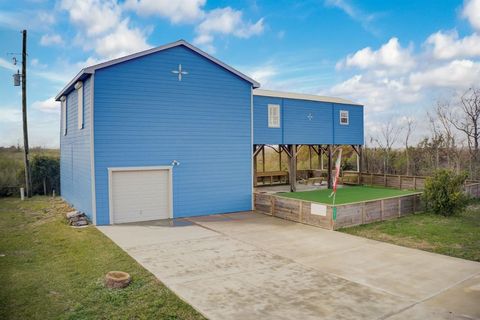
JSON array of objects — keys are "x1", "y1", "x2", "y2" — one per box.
[
  {"x1": 340, "y1": 110, "x2": 349, "y2": 125},
  {"x1": 268, "y1": 104, "x2": 280, "y2": 128}
]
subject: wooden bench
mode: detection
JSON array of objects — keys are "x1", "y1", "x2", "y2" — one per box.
[{"x1": 256, "y1": 171, "x2": 288, "y2": 186}]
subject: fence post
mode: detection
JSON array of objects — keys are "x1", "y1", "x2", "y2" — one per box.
[
  {"x1": 20, "y1": 187, "x2": 25, "y2": 201},
  {"x1": 381, "y1": 199, "x2": 384, "y2": 220},
  {"x1": 398, "y1": 198, "x2": 401, "y2": 217}
]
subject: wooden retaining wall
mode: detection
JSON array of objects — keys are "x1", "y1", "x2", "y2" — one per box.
[{"x1": 254, "y1": 192, "x2": 423, "y2": 230}]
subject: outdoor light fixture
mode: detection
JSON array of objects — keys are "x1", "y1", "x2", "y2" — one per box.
[{"x1": 171, "y1": 160, "x2": 180, "y2": 166}]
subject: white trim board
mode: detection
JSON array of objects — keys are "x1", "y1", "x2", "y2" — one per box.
[
  {"x1": 90, "y1": 74, "x2": 97, "y2": 225},
  {"x1": 107, "y1": 166, "x2": 173, "y2": 224},
  {"x1": 254, "y1": 89, "x2": 362, "y2": 106}
]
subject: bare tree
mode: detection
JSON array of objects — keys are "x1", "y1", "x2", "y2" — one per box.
[
  {"x1": 449, "y1": 87, "x2": 480, "y2": 178},
  {"x1": 403, "y1": 118, "x2": 415, "y2": 175},
  {"x1": 373, "y1": 120, "x2": 403, "y2": 174}
]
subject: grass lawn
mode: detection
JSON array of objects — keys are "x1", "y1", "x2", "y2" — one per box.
[
  {"x1": 0, "y1": 196, "x2": 205, "y2": 320},
  {"x1": 278, "y1": 185, "x2": 419, "y2": 205},
  {"x1": 340, "y1": 203, "x2": 480, "y2": 262}
]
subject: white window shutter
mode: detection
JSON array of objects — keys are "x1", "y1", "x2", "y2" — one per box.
[
  {"x1": 61, "y1": 96, "x2": 67, "y2": 135},
  {"x1": 268, "y1": 104, "x2": 280, "y2": 128},
  {"x1": 75, "y1": 81, "x2": 84, "y2": 129}
]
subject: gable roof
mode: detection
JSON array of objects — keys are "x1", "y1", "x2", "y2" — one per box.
[
  {"x1": 55, "y1": 40, "x2": 260, "y2": 101},
  {"x1": 253, "y1": 89, "x2": 362, "y2": 106}
]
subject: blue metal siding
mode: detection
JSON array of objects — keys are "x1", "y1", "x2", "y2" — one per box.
[
  {"x1": 253, "y1": 95, "x2": 283, "y2": 145},
  {"x1": 253, "y1": 95, "x2": 363, "y2": 145},
  {"x1": 93, "y1": 45, "x2": 252, "y2": 225},
  {"x1": 283, "y1": 99, "x2": 333, "y2": 145},
  {"x1": 60, "y1": 77, "x2": 93, "y2": 219},
  {"x1": 333, "y1": 104, "x2": 364, "y2": 145}
]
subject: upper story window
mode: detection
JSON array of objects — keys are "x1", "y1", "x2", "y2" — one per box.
[
  {"x1": 61, "y1": 96, "x2": 67, "y2": 135},
  {"x1": 268, "y1": 104, "x2": 280, "y2": 128},
  {"x1": 74, "y1": 81, "x2": 84, "y2": 129},
  {"x1": 340, "y1": 110, "x2": 349, "y2": 125}
]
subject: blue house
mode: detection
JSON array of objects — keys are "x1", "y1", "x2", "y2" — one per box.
[{"x1": 56, "y1": 40, "x2": 363, "y2": 225}]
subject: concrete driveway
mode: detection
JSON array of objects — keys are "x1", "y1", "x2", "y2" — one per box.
[{"x1": 98, "y1": 211, "x2": 480, "y2": 320}]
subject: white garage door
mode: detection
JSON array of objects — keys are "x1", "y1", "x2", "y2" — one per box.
[{"x1": 109, "y1": 167, "x2": 172, "y2": 224}]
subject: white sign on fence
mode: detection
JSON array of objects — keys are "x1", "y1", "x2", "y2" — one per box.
[{"x1": 311, "y1": 203, "x2": 327, "y2": 216}]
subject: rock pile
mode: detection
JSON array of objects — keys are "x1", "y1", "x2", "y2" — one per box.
[{"x1": 66, "y1": 211, "x2": 89, "y2": 227}]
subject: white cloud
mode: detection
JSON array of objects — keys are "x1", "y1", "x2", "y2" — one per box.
[
  {"x1": 245, "y1": 65, "x2": 278, "y2": 86},
  {"x1": 194, "y1": 7, "x2": 264, "y2": 53},
  {"x1": 124, "y1": 0, "x2": 205, "y2": 23},
  {"x1": 32, "y1": 97, "x2": 59, "y2": 114},
  {"x1": 328, "y1": 74, "x2": 420, "y2": 111},
  {"x1": 337, "y1": 37, "x2": 415, "y2": 72},
  {"x1": 426, "y1": 30, "x2": 480, "y2": 60},
  {"x1": 324, "y1": 0, "x2": 378, "y2": 35},
  {"x1": 60, "y1": 0, "x2": 151, "y2": 59},
  {"x1": 410, "y1": 59, "x2": 480, "y2": 89},
  {"x1": 94, "y1": 19, "x2": 151, "y2": 59},
  {"x1": 60, "y1": 0, "x2": 122, "y2": 36},
  {"x1": 0, "y1": 106, "x2": 21, "y2": 123},
  {"x1": 40, "y1": 33, "x2": 64, "y2": 46},
  {"x1": 0, "y1": 58, "x2": 16, "y2": 71},
  {"x1": 462, "y1": 0, "x2": 480, "y2": 31}
]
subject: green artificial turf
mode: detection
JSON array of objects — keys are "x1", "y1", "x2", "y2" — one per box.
[{"x1": 279, "y1": 185, "x2": 419, "y2": 205}]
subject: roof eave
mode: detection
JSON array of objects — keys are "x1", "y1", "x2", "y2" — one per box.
[{"x1": 55, "y1": 69, "x2": 92, "y2": 101}]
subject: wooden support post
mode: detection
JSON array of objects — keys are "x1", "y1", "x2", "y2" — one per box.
[
  {"x1": 327, "y1": 145, "x2": 333, "y2": 189},
  {"x1": 253, "y1": 145, "x2": 258, "y2": 187},
  {"x1": 262, "y1": 146, "x2": 265, "y2": 172},
  {"x1": 358, "y1": 145, "x2": 363, "y2": 185},
  {"x1": 289, "y1": 144, "x2": 297, "y2": 192},
  {"x1": 309, "y1": 145, "x2": 313, "y2": 170},
  {"x1": 279, "y1": 145, "x2": 282, "y2": 171},
  {"x1": 319, "y1": 145, "x2": 323, "y2": 170}
]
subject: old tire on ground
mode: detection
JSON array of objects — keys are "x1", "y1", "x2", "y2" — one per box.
[{"x1": 105, "y1": 271, "x2": 131, "y2": 289}]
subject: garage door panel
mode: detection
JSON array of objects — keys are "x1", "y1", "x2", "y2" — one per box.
[{"x1": 110, "y1": 169, "x2": 171, "y2": 224}]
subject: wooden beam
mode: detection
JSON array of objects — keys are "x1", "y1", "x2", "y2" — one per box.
[
  {"x1": 280, "y1": 145, "x2": 292, "y2": 158},
  {"x1": 253, "y1": 144, "x2": 264, "y2": 158}
]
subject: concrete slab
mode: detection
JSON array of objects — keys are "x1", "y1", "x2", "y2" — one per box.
[{"x1": 98, "y1": 211, "x2": 480, "y2": 320}]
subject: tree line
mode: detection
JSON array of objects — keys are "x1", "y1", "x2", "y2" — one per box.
[{"x1": 366, "y1": 87, "x2": 480, "y2": 179}]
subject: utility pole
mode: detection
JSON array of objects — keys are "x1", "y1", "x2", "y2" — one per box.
[{"x1": 21, "y1": 30, "x2": 31, "y2": 197}]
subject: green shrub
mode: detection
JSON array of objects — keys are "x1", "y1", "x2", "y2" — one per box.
[
  {"x1": 423, "y1": 169, "x2": 468, "y2": 216},
  {"x1": 30, "y1": 155, "x2": 60, "y2": 196}
]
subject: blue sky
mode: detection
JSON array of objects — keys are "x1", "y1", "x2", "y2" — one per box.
[{"x1": 1, "y1": 0, "x2": 480, "y2": 147}]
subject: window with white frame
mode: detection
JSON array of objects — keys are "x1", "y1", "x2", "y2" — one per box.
[
  {"x1": 340, "y1": 110, "x2": 349, "y2": 125},
  {"x1": 61, "y1": 96, "x2": 67, "y2": 135},
  {"x1": 268, "y1": 104, "x2": 280, "y2": 128},
  {"x1": 75, "y1": 81, "x2": 84, "y2": 129}
]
